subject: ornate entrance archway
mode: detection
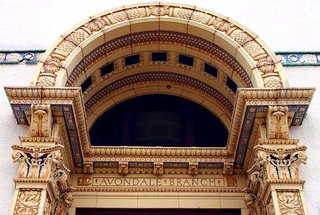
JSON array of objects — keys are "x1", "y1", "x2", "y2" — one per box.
[{"x1": 5, "y1": 3, "x2": 314, "y2": 215}]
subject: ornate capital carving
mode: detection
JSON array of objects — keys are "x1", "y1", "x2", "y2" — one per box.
[
  {"x1": 245, "y1": 144, "x2": 307, "y2": 215},
  {"x1": 266, "y1": 106, "x2": 289, "y2": 139},
  {"x1": 12, "y1": 145, "x2": 74, "y2": 214},
  {"x1": 12, "y1": 145, "x2": 62, "y2": 179},
  {"x1": 30, "y1": 104, "x2": 52, "y2": 137},
  {"x1": 255, "y1": 146, "x2": 307, "y2": 180}
]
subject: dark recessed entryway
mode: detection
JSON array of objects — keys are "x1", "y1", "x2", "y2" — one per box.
[
  {"x1": 76, "y1": 208, "x2": 241, "y2": 215},
  {"x1": 90, "y1": 95, "x2": 228, "y2": 147}
]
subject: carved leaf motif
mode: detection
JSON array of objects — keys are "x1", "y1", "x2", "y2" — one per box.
[
  {"x1": 230, "y1": 29, "x2": 253, "y2": 45},
  {"x1": 66, "y1": 29, "x2": 90, "y2": 45},
  {"x1": 85, "y1": 18, "x2": 106, "y2": 32},
  {"x1": 12, "y1": 146, "x2": 62, "y2": 179},
  {"x1": 278, "y1": 191, "x2": 304, "y2": 215},
  {"x1": 210, "y1": 17, "x2": 233, "y2": 33},
  {"x1": 107, "y1": 11, "x2": 128, "y2": 24},
  {"x1": 173, "y1": 8, "x2": 193, "y2": 19},
  {"x1": 148, "y1": 5, "x2": 170, "y2": 16},
  {"x1": 126, "y1": 8, "x2": 147, "y2": 19},
  {"x1": 191, "y1": 11, "x2": 212, "y2": 24},
  {"x1": 257, "y1": 57, "x2": 276, "y2": 74},
  {"x1": 243, "y1": 41, "x2": 265, "y2": 59},
  {"x1": 43, "y1": 57, "x2": 62, "y2": 74},
  {"x1": 14, "y1": 189, "x2": 41, "y2": 215},
  {"x1": 55, "y1": 40, "x2": 76, "y2": 57},
  {"x1": 263, "y1": 76, "x2": 282, "y2": 88}
]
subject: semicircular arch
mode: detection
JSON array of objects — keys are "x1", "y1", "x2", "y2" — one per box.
[
  {"x1": 86, "y1": 72, "x2": 233, "y2": 130},
  {"x1": 31, "y1": 2, "x2": 288, "y2": 89}
]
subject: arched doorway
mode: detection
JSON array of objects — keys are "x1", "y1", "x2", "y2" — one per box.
[{"x1": 5, "y1": 2, "x2": 313, "y2": 215}]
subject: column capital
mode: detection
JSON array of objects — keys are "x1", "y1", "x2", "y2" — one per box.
[{"x1": 11, "y1": 141, "x2": 73, "y2": 214}]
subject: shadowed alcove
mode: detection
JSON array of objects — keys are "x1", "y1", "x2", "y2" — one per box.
[{"x1": 90, "y1": 95, "x2": 228, "y2": 148}]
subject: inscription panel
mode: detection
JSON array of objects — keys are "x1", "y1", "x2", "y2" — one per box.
[
  {"x1": 74, "y1": 175, "x2": 244, "y2": 192},
  {"x1": 91, "y1": 177, "x2": 225, "y2": 187}
]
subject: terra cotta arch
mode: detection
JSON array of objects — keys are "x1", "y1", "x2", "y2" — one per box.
[{"x1": 31, "y1": 2, "x2": 288, "y2": 90}]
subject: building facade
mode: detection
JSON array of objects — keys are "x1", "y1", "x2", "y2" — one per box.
[{"x1": 1, "y1": 1, "x2": 320, "y2": 214}]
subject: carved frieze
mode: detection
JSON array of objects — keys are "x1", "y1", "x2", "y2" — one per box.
[
  {"x1": 277, "y1": 191, "x2": 305, "y2": 215},
  {"x1": 14, "y1": 189, "x2": 42, "y2": 215}
]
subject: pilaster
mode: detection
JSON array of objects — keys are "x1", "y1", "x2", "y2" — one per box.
[
  {"x1": 245, "y1": 105, "x2": 308, "y2": 215},
  {"x1": 10, "y1": 104, "x2": 73, "y2": 215}
]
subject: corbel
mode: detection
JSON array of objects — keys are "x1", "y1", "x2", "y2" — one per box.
[
  {"x1": 153, "y1": 162, "x2": 164, "y2": 176},
  {"x1": 118, "y1": 162, "x2": 129, "y2": 175},
  {"x1": 29, "y1": 104, "x2": 53, "y2": 137},
  {"x1": 188, "y1": 162, "x2": 198, "y2": 176}
]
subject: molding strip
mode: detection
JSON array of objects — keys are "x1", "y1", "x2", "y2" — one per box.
[
  {"x1": 1, "y1": 50, "x2": 320, "y2": 66},
  {"x1": 0, "y1": 50, "x2": 44, "y2": 64}
]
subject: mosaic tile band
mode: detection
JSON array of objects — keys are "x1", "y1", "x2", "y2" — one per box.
[{"x1": 1, "y1": 50, "x2": 319, "y2": 66}]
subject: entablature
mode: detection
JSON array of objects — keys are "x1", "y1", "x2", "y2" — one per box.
[{"x1": 5, "y1": 87, "x2": 314, "y2": 176}]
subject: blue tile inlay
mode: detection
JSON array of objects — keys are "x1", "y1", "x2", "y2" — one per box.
[{"x1": 1, "y1": 50, "x2": 320, "y2": 66}]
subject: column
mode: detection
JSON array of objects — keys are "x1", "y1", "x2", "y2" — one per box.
[
  {"x1": 245, "y1": 106, "x2": 307, "y2": 215},
  {"x1": 10, "y1": 104, "x2": 73, "y2": 215}
]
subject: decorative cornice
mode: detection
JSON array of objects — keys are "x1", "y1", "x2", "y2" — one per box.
[
  {"x1": 12, "y1": 144, "x2": 64, "y2": 153},
  {"x1": 74, "y1": 186, "x2": 243, "y2": 193},
  {"x1": 4, "y1": 86, "x2": 315, "y2": 171},
  {"x1": 19, "y1": 136, "x2": 60, "y2": 144},
  {"x1": 229, "y1": 88, "x2": 314, "y2": 168},
  {"x1": 266, "y1": 179, "x2": 305, "y2": 185},
  {"x1": 236, "y1": 88, "x2": 315, "y2": 101},
  {"x1": 5, "y1": 87, "x2": 88, "y2": 167},
  {"x1": 257, "y1": 138, "x2": 299, "y2": 145},
  {"x1": 14, "y1": 178, "x2": 52, "y2": 184}
]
